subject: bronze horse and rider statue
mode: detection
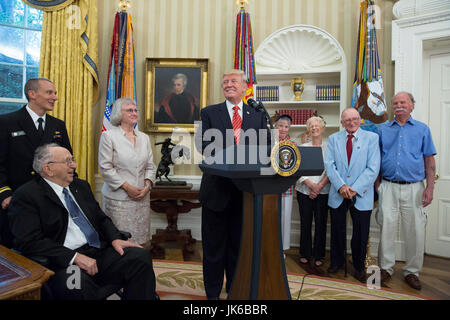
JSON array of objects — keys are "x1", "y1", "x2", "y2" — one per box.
[{"x1": 155, "y1": 138, "x2": 190, "y2": 185}]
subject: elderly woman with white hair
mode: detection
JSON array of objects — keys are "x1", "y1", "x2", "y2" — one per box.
[
  {"x1": 295, "y1": 116, "x2": 330, "y2": 269},
  {"x1": 98, "y1": 97, "x2": 156, "y2": 246}
]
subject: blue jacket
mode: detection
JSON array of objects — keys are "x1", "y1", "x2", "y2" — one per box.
[{"x1": 325, "y1": 128, "x2": 380, "y2": 210}]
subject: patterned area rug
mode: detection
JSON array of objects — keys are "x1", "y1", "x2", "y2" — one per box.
[{"x1": 154, "y1": 260, "x2": 430, "y2": 300}]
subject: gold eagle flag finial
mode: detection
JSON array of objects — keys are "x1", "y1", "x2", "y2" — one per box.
[
  {"x1": 237, "y1": 0, "x2": 249, "y2": 10},
  {"x1": 118, "y1": 0, "x2": 131, "y2": 12}
]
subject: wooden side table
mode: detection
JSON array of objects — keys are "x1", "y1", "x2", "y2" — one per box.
[
  {"x1": 150, "y1": 184, "x2": 201, "y2": 259},
  {"x1": 0, "y1": 245, "x2": 54, "y2": 300}
]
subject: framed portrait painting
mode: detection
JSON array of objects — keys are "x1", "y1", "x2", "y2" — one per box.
[{"x1": 144, "y1": 58, "x2": 209, "y2": 133}]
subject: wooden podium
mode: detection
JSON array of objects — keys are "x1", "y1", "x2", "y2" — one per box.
[{"x1": 199, "y1": 145, "x2": 323, "y2": 300}]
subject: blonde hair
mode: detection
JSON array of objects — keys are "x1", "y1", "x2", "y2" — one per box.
[{"x1": 222, "y1": 69, "x2": 247, "y2": 83}]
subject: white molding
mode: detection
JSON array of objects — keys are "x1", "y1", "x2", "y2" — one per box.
[
  {"x1": 392, "y1": 9, "x2": 450, "y2": 124},
  {"x1": 255, "y1": 24, "x2": 346, "y2": 73},
  {"x1": 0, "y1": 97, "x2": 27, "y2": 103},
  {"x1": 393, "y1": 9, "x2": 450, "y2": 28},
  {"x1": 254, "y1": 24, "x2": 347, "y2": 134},
  {"x1": 393, "y1": 0, "x2": 450, "y2": 19}
]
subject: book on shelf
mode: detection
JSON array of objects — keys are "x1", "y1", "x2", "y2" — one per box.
[
  {"x1": 256, "y1": 85, "x2": 279, "y2": 101},
  {"x1": 277, "y1": 108, "x2": 315, "y2": 125},
  {"x1": 315, "y1": 84, "x2": 340, "y2": 101}
]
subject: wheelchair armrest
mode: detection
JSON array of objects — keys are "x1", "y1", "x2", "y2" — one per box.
[
  {"x1": 119, "y1": 230, "x2": 131, "y2": 240},
  {"x1": 11, "y1": 248, "x2": 50, "y2": 267},
  {"x1": 27, "y1": 255, "x2": 50, "y2": 267}
]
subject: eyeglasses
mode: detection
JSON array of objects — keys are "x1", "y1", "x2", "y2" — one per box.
[
  {"x1": 343, "y1": 117, "x2": 360, "y2": 124},
  {"x1": 47, "y1": 157, "x2": 76, "y2": 165},
  {"x1": 123, "y1": 108, "x2": 139, "y2": 113}
]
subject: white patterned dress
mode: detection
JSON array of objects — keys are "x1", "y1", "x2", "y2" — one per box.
[{"x1": 98, "y1": 126, "x2": 156, "y2": 245}]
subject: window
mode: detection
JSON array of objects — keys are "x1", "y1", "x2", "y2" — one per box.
[{"x1": 0, "y1": 0, "x2": 42, "y2": 115}]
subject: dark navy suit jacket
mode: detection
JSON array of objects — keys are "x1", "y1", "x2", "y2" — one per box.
[
  {"x1": 8, "y1": 177, "x2": 122, "y2": 269},
  {"x1": 197, "y1": 101, "x2": 269, "y2": 211},
  {"x1": 0, "y1": 106, "x2": 72, "y2": 203}
]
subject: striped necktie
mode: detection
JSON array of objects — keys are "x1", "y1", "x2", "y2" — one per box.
[
  {"x1": 232, "y1": 105, "x2": 242, "y2": 145},
  {"x1": 63, "y1": 188, "x2": 101, "y2": 248}
]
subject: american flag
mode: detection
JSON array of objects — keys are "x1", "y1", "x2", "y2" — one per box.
[
  {"x1": 102, "y1": 53, "x2": 115, "y2": 132},
  {"x1": 102, "y1": 11, "x2": 137, "y2": 132},
  {"x1": 234, "y1": 8, "x2": 256, "y2": 104}
]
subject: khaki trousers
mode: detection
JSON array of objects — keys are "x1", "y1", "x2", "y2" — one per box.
[{"x1": 376, "y1": 180, "x2": 427, "y2": 277}]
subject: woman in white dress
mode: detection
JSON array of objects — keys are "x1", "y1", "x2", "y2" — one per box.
[
  {"x1": 275, "y1": 114, "x2": 297, "y2": 253},
  {"x1": 295, "y1": 116, "x2": 330, "y2": 267},
  {"x1": 98, "y1": 97, "x2": 156, "y2": 245}
]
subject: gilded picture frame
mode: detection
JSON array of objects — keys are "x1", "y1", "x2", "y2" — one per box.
[{"x1": 144, "y1": 58, "x2": 209, "y2": 133}]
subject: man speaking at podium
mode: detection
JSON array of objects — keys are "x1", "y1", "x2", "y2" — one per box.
[{"x1": 197, "y1": 69, "x2": 269, "y2": 300}]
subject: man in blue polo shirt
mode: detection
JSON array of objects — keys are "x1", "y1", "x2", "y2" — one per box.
[{"x1": 376, "y1": 92, "x2": 437, "y2": 290}]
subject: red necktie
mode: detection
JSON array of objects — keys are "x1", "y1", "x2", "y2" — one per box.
[
  {"x1": 346, "y1": 134, "x2": 353, "y2": 164},
  {"x1": 232, "y1": 105, "x2": 242, "y2": 145}
]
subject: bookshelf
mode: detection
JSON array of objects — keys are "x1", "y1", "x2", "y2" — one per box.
[{"x1": 254, "y1": 25, "x2": 347, "y2": 142}]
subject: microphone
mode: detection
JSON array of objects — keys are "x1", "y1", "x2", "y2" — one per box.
[
  {"x1": 246, "y1": 98, "x2": 273, "y2": 131},
  {"x1": 246, "y1": 98, "x2": 264, "y2": 112}
]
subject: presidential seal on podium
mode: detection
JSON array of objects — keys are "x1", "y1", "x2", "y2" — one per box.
[{"x1": 270, "y1": 140, "x2": 301, "y2": 176}]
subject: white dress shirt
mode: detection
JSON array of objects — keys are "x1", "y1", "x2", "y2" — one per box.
[
  {"x1": 346, "y1": 129, "x2": 358, "y2": 144},
  {"x1": 26, "y1": 104, "x2": 46, "y2": 130},
  {"x1": 43, "y1": 178, "x2": 88, "y2": 264},
  {"x1": 226, "y1": 100, "x2": 243, "y2": 122},
  {"x1": 295, "y1": 141, "x2": 330, "y2": 195}
]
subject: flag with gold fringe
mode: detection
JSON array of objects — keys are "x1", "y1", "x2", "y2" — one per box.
[
  {"x1": 351, "y1": 0, "x2": 387, "y2": 133},
  {"x1": 102, "y1": 9, "x2": 137, "y2": 132},
  {"x1": 234, "y1": 8, "x2": 256, "y2": 104}
]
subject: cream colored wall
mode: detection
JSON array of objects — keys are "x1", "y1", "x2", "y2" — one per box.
[{"x1": 93, "y1": 0, "x2": 396, "y2": 176}]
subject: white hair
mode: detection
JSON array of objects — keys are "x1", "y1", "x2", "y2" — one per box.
[
  {"x1": 33, "y1": 143, "x2": 59, "y2": 173},
  {"x1": 172, "y1": 73, "x2": 187, "y2": 86},
  {"x1": 306, "y1": 116, "x2": 326, "y2": 130},
  {"x1": 109, "y1": 97, "x2": 137, "y2": 126}
]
